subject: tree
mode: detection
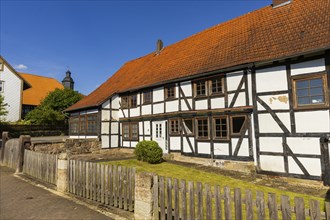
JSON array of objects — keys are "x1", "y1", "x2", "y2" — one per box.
[
  {"x1": 0, "y1": 94, "x2": 8, "y2": 123},
  {"x1": 25, "y1": 88, "x2": 82, "y2": 125}
]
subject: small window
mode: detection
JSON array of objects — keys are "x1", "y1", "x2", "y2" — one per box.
[
  {"x1": 165, "y1": 85, "x2": 176, "y2": 100},
  {"x1": 130, "y1": 94, "x2": 137, "y2": 108},
  {"x1": 195, "y1": 80, "x2": 207, "y2": 97},
  {"x1": 293, "y1": 74, "x2": 328, "y2": 108},
  {"x1": 183, "y1": 119, "x2": 194, "y2": 135},
  {"x1": 122, "y1": 123, "x2": 130, "y2": 140},
  {"x1": 169, "y1": 119, "x2": 180, "y2": 135},
  {"x1": 0, "y1": 81, "x2": 4, "y2": 93},
  {"x1": 210, "y1": 77, "x2": 224, "y2": 95},
  {"x1": 87, "y1": 114, "x2": 98, "y2": 134},
  {"x1": 143, "y1": 90, "x2": 152, "y2": 104},
  {"x1": 196, "y1": 118, "x2": 209, "y2": 139},
  {"x1": 79, "y1": 115, "x2": 86, "y2": 134},
  {"x1": 231, "y1": 116, "x2": 246, "y2": 134},
  {"x1": 121, "y1": 96, "x2": 129, "y2": 108},
  {"x1": 213, "y1": 117, "x2": 228, "y2": 139},
  {"x1": 122, "y1": 122, "x2": 139, "y2": 141},
  {"x1": 69, "y1": 116, "x2": 79, "y2": 135},
  {"x1": 131, "y1": 123, "x2": 139, "y2": 140}
]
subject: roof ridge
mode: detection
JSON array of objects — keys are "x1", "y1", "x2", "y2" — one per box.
[{"x1": 18, "y1": 72, "x2": 59, "y2": 81}]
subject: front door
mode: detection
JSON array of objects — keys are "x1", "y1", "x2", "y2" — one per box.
[{"x1": 152, "y1": 121, "x2": 168, "y2": 153}]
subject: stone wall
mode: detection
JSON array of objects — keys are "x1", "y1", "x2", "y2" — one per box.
[{"x1": 32, "y1": 139, "x2": 101, "y2": 155}]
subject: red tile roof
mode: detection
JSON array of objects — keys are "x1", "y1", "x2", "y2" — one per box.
[
  {"x1": 66, "y1": 0, "x2": 330, "y2": 112},
  {"x1": 19, "y1": 73, "x2": 64, "y2": 106}
]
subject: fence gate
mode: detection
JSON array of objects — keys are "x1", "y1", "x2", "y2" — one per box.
[{"x1": 320, "y1": 136, "x2": 330, "y2": 186}]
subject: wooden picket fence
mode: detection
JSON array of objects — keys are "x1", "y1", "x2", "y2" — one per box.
[
  {"x1": 68, "y1": 160, "x2": 136, "y2": 212},
  {"x1": 153, "y1": 176, "x2": 330, "y2": 220},
  {"x1": 2, "y1": 139, "x2": 20, "y2": 169},
  {"x1": 23, "y1": 150, "x2": 58, "y2": 185}
]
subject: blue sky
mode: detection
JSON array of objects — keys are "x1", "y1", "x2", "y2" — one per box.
[{"x1": 1, "y1": 0, "x2": 271, "y2": 95}]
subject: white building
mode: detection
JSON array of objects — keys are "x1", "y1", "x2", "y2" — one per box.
[{"x1": 66, "y1": 0, "x2": 330, "y2": 182}]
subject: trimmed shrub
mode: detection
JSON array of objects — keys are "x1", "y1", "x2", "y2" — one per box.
[{"x1": 134, "y1": 140, "x2": 163, "y2": 164}]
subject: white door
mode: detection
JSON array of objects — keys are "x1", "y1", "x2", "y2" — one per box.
[{"x1": 152, "y1": 120, "x2": 168, "y2": 153}]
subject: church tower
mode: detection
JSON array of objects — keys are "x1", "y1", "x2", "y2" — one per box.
[{"x1": 62, "y1": 70, "x2": 74, "y2": 90}]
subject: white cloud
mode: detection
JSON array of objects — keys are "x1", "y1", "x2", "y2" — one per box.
[{"x1": 14, "y1": 64, "x2": 28, "y2": 70}]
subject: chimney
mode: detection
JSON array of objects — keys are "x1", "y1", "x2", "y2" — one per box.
[
  {"x1": 156, "y1": 39, "x2": 163, "y2": 54},
  {"x1": 272, "y1": 0, "x2": 292, "y2": 8}
]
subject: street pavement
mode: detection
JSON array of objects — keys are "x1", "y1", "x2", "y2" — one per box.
[{"x1": 0, "y1": 166, "x2": 112, "y2": 220}]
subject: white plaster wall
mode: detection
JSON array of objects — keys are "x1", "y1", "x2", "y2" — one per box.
[
  {"x1": 291, "y1": 58, "x2": 325, "y2": 76},
  {"x1": 295, "y1": 111, "x2": 329, "y2": 132},
  {"x1": 131, "y1": 141, "x2": 138, "y2": 147},
  {"x1": 183, "y1": 137, "x2": 195, "y2": 153},
  {"x1": 195, "y1": 99, "x2": 208, "y2": 110},
  {"x1": 258, "y1": 94, "x2": 290, "y2": 110},
  {"x1": 102, "y1": 100, "x2": 110, "y2": 109},
  {"x1": 130, "y1": 108, "x2": 139, "y2": 117},
  {"x1": 166, "y1": 100, "x2": 179, "y2": 112},
  {"x1": 101, "y1": 135, "x2": 109, "y2": 148},
  {"x1": 142, "y1": 105, "x2": 151, "y2": 115},
  {"x1": 170, "y1": 137, "x2": 180, "y2": 150},
  {"x1": 231, "y1": 138, "x2": 249, "y2": 156},
  {"x1": 144, "y1": 136, "x2": 151, "y2": 141},
  {"x1": 287, "y1": 137, "x2": 320, "y2": 155},
  {"x1": 123, "y1": 109, "x2": 128, "y2": 118},
  {"x1": 123, "y1": 141, "x2": 130, "y2": 147},
  {"x1": 111, "y1": 122, "x2": 119, "y2": 134},
  {"x1": 101, "y1": 122, "x2": 109, "y2": 134},
  {"x1": 101, "y1": 110, "x2": 110, "y2": 121},
  {"x1": 214, "y1": 143, "x2": 230, "y2": 156},
  {"x1": 117, "y1": 109, "x2": 124, "y2": 118},
  {"x1": 153, "y1": 103, "x2": 164, "y2": 114},
  {"x1": 258, "y1": 113, "x2": 291, "y2": 133},
  {"x1": 181, "y1": 99, "x2": 193, "y2": 111},
  {"x1": 256, "y1": 66, "x2": 288, "y2": 93},
  {"x1": 211, "y1": 97, "x2": 225, "y2": 109},
  {"x1": 111, "y1": 135, "x2": 119, "y2": 148},
  {"x1": 288, "y1": 157, "x2": 321, "y2": 176},
  {"x1": 260, "y1": 155, "x2": 285, "y2": 172},
  {"x1": 259, "y1": 137, "x2": 283, "y2": 153},
  {"x1": 180, "y1": 81, "x2": 192, "y2": 97},
  {"x1": 226, "y1": 71, "x2": 244, "y2": 91},
  {"x1": 144, "y1": 121, "x2": 151, "y2": 135},
  {"x1": 153, "y1": 87, "x2": 164, "y2": 102},
  {"x1": 112, "y1": 110, "x2": 118, "y2": 120},
  {"x1": 1, "y1": 64, "x2": 22, "y2": 122},
  {"x1": 111, "y1": 95, "x2": 120, "y2": 109},
  {"x1": 197, "y1": 142, "x2": 211, "y2": 154},
  {"x1": 228, "y1": 92, "x2": 246, "y2": 107}
]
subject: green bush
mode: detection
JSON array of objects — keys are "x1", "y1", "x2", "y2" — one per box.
[{"x1": 134, "y1": 140, "x2": 163, "y2": 164}]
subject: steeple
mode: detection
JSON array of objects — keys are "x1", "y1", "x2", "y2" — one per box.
[{"x1": 62, "y1": 70, "x2": 74, "y2": 90}]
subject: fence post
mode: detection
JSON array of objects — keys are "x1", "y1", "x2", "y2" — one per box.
[
  {"x1": 134, "y1": 172, "x2": 155, "y2": 220},
  {"x1": 320, "y1": 136, "x2": 330, "y2": 186},
  {"x1": 16, "y1": 135, "x2": 31, "y2": 173},
  {"x1": 57, "y1": 153, "x2": 68, "y2": 193},
  {"x1": 0, "y1": 131, "x2": 9, "y2": 163}
]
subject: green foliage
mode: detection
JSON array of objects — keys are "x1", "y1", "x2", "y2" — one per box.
[
  {"x1": 134, "y1": 140, "x2": 163, "y2": 164},
  {"x1": 25, "y1": 88, "x2": 82, "y2": 125},
  {"x1": 0, "y1": 94, "x2": 8, "y2": 123}
]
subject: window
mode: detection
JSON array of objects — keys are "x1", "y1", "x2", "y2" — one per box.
[
  {"x1": 169, "y1": 119, "x2": 180, "y2": 135},
  {"x1": 196, "y1": 118, "x2": 209, "y2": 139},
  {"x1": 121, "y1": 96, "x2": 129, "y2": 108},
  {"x1": 0, "y1": 81, "x2": 4, "y2": 93},
  {"x1": 122, "y1": 122, "x2": 139, "y2": 141},
  {"x1": 231, "y1": 116, "x2": 246, "y2": 134},
  {"x1": 165, "y1": 84, "x2": 176, "y2": 100},
  {"x1": 130, "y1": 94, "x2": 137, "y2": 108},
  {"x1": 69, "y1": 117, "x2": 79, "y2": 135},
  {"x1": 143, "y1": 90, "x2": 152, "y2": 104},
  {"x1": 293, "y1": 74, "x2": 328, "y2": 108},
  {"x1": 213, "y1": 117, "x2": 228, "y2": 139},
  {"x1": 195, "y1": 80, "x2": 207, "y2": 97},
  {"x1": 87, "y1": 114, "x2": 98, "y2": 134},
  {"x1": 79, "y1": 115, "x2": 86, "y2": 134},
  {"x1": 210, "y1": 77, "x2": 224, "y2": 95},
  {"x1": 69, "y1": 113, "x2": 98, "y2": 135},
  {"x1": 183, "y1": 119, "x2": 194, "y2": 135}
]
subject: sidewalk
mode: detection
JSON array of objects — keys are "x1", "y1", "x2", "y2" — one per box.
[{"x1": 0, "y1": 166, "x2": 112, "y2": 220}]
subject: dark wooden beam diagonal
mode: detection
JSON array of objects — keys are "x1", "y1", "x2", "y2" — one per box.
[
  {"x1": 256, "y1": 97, "x2": 290, "y2": 134},
  {"x1": 283, "y1": 143, "x2": 310, "y2": 176},
  {"x1": 229, "y1": 74, "x2": 245, "y2": 108},
  {"x1": 179, "y1": 86, "x2": 192, "y2": 111},
  {"x1": 233, "y1": 117, "x2": 250, "y2": 156},
  {"x1": 182, "y1": 123, "x2": 195, "y2": 155},
  {"x1": 118, "y1": 101, "x2": 126, "y2": 118}
]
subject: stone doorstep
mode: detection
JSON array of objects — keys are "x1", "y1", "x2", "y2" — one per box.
[{"x1": 14, "y1": 172, "x2": 133, "y2": 220}]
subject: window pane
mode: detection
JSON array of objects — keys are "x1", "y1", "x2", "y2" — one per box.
[
  {"x1": 296, "y1": 80, "x2": 309, "y2": 89},
  {"x1": 143, "y1": 91, "x2": 151, "y2": 103},
  {"x1": 211, "y1": 78, "x2": 223, "y2": 94},
  {"x1": 121, "y1": 96, "x2": 129, "y2": 108},
  {"x1": 298, "y1": 97, "x2": 310, "y2": 105},
  {"x1": 311, "y1": 96, "x2": 324, "y2": 104},
  {"x1": 214, "y1": 117, "x2": 227, "y2": 139},
  {"x1": 130, "y1": 95, "x2": 137, "y2": 107},
  {"x1": 196, "y1": 81, "x2": 206, "y2": 96},
  {"x1": 310, "y1": 78, "x2": 322, "y2": 87},
  {"x1": 123, "y1": 124, "x2": 130, "y2": 139},
  {"x1": 197, "y1": 119, "x2": 208, "y2": 138},
  {"x1": 310, "y1": 87, "x2": 323, "y2": 96},
  {"x1": 232, "y1": 116, "x2": 245, "y2": 134},
  {"x1": 131, "y1": 123, "x2": 138, "y2": 139},
  {"x1": 297, "y1": 89, "x2": 308, "y2": 97}
]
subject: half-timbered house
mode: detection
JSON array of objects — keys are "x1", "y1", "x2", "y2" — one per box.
[{"x1": 66, "y1": 0, "x2": 330, "y2": 181}]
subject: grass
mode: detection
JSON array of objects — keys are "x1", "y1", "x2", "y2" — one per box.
[{"x1": 100, "y1": 159, "x2": 328, "y2": 210}]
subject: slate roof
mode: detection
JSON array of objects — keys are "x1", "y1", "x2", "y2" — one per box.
[
  {"x1": 66, "y1": 0, "x2": 330, "y2": 112},
  {"x1": 19, "y1": 73, "x2": 64, "y2": 106}
]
